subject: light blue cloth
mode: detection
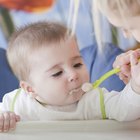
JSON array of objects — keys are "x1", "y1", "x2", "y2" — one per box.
[
  {"x1": 0, "y1": 48, "x2": 19, "y2": 101},
  {"x1": 80, "y1": 43, "x2": 125, "y2": 91}
]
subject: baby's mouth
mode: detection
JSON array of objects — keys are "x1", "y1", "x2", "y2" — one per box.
[{"x1": 69, "y1": 87, "x2": 82, "y2": 95}]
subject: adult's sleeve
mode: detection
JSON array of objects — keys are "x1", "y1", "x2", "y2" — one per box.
[{"x1": 103, "y1": 83, "x2": 140, "y2": 121}]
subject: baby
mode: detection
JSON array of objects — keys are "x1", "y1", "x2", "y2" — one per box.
[{"x1": 1, "y1": 21, "x2": 140, "y2": 132}]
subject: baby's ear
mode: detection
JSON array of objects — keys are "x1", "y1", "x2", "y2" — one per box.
[{"x1": 20, "y1": 81, "x2": 37, "y2": 98}]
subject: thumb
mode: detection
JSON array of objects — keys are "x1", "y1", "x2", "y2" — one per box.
[{"x1": 130, "y1": 53, "x2": 138, "y2": 67}]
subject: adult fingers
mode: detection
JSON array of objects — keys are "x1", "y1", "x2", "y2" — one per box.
[
  {"x1": 113, "y1": 53, "x2": 130, "y2": 68},
  {"x1": 130, "y1": 52, "x2": 139, "y2": 67},
  {"x1": 119, "y1": 73, "x2": 130, "y2": 84},
  {"x1": 120, "y1": 65, "x2": 131, "y2": 77}
]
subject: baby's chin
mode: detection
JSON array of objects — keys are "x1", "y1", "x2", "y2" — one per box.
[
  {"x1": 70, "y1": 90, "x2": 85, "y2": 103},
  {"x1": 57, "y1": 94, "x2": 84, "y2": 106}
]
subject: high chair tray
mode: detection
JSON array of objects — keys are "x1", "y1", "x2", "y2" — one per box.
[{"x1": 0, "y1": 120, "x2": 140, "y2": 140}]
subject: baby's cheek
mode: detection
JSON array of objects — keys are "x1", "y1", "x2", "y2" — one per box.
[{"x1": 85, "y1": 72, "x2": 90, "y2": 82}]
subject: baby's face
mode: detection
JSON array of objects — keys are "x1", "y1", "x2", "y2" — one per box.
[
  {"x1": 107, "y1": 13, "x2": 140, "y2": 42},
  {"x1": 28, "y1": 37, "x2": 89, "y2": 106}
]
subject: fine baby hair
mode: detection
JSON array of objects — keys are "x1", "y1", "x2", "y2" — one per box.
[{"x1": 6, "y1": 21, "x2": 73, "y2": 82}]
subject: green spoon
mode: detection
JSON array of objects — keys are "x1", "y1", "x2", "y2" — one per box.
[{"x1": 92, "y1": 68, "x2": 120, "y2": 89}]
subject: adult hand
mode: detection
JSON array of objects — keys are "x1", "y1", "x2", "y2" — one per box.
[
  {"x1": 130, "y1": 51, "x2": 140, "y2": 94},
  {"x1": 113, "y1": 49, "x2": 140, "y2": 84}
]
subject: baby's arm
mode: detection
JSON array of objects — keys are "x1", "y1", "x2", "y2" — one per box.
[
  {"x1": 113, "y1": 49, "x2": 140, "y2": 84},
  {"x1": 0, "y1": 111, "x2": 20, "y2": 132}
]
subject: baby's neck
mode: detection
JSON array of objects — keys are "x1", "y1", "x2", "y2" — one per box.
[{"x1": 36, "y1": 98, "x2": 78, "y2": 112}]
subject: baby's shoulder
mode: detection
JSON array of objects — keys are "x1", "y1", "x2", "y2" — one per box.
[
  {"x1": 80, "y1": 87, "x2": 110, "y2": 102},
  {"x1": 2, "y1": 88, "x2": 23, "y2": 102}
]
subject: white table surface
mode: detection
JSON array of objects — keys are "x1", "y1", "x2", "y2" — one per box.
[{"x1": 0, "y1": 120, "x2": 140, "y2": 140}]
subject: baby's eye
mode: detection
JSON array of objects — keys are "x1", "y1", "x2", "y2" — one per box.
[
  {"x1": 52, "y1": 71, "x2": 63, "y2": 77},
  {"x1": 73, "y1": 63, "x2": 83, "y2": 68}
]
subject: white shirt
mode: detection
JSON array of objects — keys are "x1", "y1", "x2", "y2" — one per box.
[{"x1": 1, "y1": 82, "x2": 140, "y2": 121}]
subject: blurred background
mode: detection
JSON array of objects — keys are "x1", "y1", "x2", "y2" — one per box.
[{"x1": 0, "y1": 0, "x2": 138, "y2": 51}]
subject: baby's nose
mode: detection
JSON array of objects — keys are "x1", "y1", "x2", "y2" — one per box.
[{"x1": 68, "y1": 71, "x2": 78, "y2": 82}]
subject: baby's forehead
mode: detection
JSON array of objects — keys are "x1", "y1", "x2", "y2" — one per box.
[
  {"x1": 44, "y1": 36, "x2": 77, "y2": 47},
  {"x1": 28, "y1": 39, "x2": 80, "y2": 71},
  {"x1": 29, "y1": 37, "x2": 77, "y2": 55}
]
